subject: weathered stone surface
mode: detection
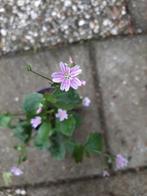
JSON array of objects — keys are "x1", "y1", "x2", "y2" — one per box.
[
  {"x1": 128, "y1": 0, "x2": 147, "y2": 32},
  {"x1": 0, "y1": 43, "x2": 106, "y2": 186},
  {"x1": 0, "y1": 0, "x2": 130, "y2": 55},
  {"x1": 0, "y1": 170, "x2": 147, "y2": 196},
  {"x1": 94, "y1": 35, "x2": 147, "y2": 168},
  {"x1": 0, "y1": 188, "x2": 27, "y2": 196},
  {"x1": 27, "y1": 170, "x2": 147, "y2": 196}
]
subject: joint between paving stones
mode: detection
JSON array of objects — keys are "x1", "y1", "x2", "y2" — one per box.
[
  {"x1": 1, "y1": 33, "x2": 147, "y2": 60},
  {"x1": 88, "y1": 42, "x2": 113, "y2": 169},
  {"x1": 1, "y1": 165, "x2": 147, "y2": 191}
]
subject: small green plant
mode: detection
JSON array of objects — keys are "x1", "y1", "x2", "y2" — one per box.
[{"x1": 0, "y1": 59, "x2": 128, "y2": 184}]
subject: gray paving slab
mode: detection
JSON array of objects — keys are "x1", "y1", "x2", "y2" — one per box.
[
  {"x1": 27, "y1": 170, "x2": 147, "y2": 196},
  {"x1": 128, "y1": 0, "x2": 147, "y2": 32},
  {"x1": 0, "y1": 43, "x2": 106, "y2": 186},
  {"x1": 94, "y1": 35, "x2": 147, "y2": 169}
]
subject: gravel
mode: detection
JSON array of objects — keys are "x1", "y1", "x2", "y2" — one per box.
[
  {"x1": 0, "y1": 188, "x2": 27, "y2": 196},
  {"x1": 0, "y1": 0, "x2": 130, "y2": 55}
]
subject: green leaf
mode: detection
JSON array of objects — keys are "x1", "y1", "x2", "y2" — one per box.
[
  {"x1": 65, "y1": 139, "x2": 76, "y2": 154},
  {"x1": 13, "y1": 121, "x2": 32, "y2": 143},
  {"x1": 35, "y1": 122, "x2": 53, "y2": 149},
  {"x1": 0, "y1": 114, "x2": 11, "y2": 128},
  {"x1": 85, "y1": 132, "x2": 103, "y2": 155},
  {"x1": 50, "y1": 142, "x2": 65, "y2": 160},
  {"x1": 49, "y1": 133, "x2": 66, "y2": 160},
  {"x1": 72, "y1": 112, "x2": 82, "y2": 129},
  {"x1": 44, "y1": 93, "x2": 57, "y2": 104},
  {"x1": 72, "y1": 144, "x2": 85, "y2": 163},
  {"x1": 53, "y1": 88, "x2": 82, "y2": 110},
  {"x1": 18, "y1": 154, "x2": 27, "y2": 163},
  {"x1": 25, "y1": 64, "x2": 32, "y2": 71},
  {"x1": 3, "y1": 172, "x2": 12, "y2": 186},
  {"x1": 14, "y1": 144, "x2": 28, "y2": 164},
  {"x1": 23, "y1": 93, "x2": 44, "y2": 116},
  {"x1": 56, "y1": 115, "x2": 76, "y2": 136}
]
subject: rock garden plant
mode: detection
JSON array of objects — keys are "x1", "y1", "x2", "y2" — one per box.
[{"x1": 0, "y1": 58, "x2": 128, "y2": 185}]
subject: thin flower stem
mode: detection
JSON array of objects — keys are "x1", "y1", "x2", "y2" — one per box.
[
  {"x1": 96, "y1": 150, "x2": 114, "y2": 159},
  {"x1": 47, "y1": 109, "x2": 55, "y2": 114},
  {"x1": 30, "y1": 69, "x2": 53, "y2": 83},
  {"x1": 4, "y1": 112, "x2": 25, "y2": 117}
]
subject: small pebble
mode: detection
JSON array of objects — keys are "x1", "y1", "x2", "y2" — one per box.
[
  {"x1": 64, "y1": 0, "x2": 72, "y2": 7},
  {"x1": 111, "y1": 28, "x2": 118, "y2": 35},
  {"x1": 15, "y1": 189, "x2": 21, "y2": 194},
  {"x1": 103, "y1": 19, "x2": 112, "y2": 26},
  {"x1": 78, "y1": 19, "x2": 86, "y2": 26},
  {"x1": 21, "y1": 190, "x2": 26, "y2": 195},
  {"x1": 34, "y1": 0, "x2": 41, "y2": 7},
  {"x1": 0, "y1": 8, "x2": 5, "y2": 12},
  {"x1": 15, "y1": 189, "x2": 26, "y2": 195},
  {"x1": 14, "y1": 97, "x2": 19, "y2": 102},
  {"x1": 1, "y1": 29, "x2": 7, "y2": 36}
]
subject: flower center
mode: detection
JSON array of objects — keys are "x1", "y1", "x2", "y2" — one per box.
[{"x1": 64, "y1": 72, "x2": 71, "y2": 79}]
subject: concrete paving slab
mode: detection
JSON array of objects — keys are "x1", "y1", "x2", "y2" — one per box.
[
  {"x1": 94, "y1": 35, "x2": 147, "y2": 169},
  {"x1": 27, "y1": 170, "x2": 147, "y2": 196},
  {"x1": 0, "y1": 43, "x2": 106, "y2": 186}
]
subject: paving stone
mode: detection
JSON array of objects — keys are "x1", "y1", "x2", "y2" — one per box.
[
  {"x1": 128, "y1": 0, "x2": 147, "y2": 32},
  {"x1": 0, "y1": 43, "x2": 106, "y2": 186},
  {"x1": 27, "y1": 170, "x2": 147, "y2": 196},
  {"x1": 94, "y1": 35, "x2": 147, "y2": 169}
]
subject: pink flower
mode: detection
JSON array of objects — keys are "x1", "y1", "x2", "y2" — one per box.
[
  {"x1": 51, "y1": 62, "x2": 82, "y2": 92},
  {"x1": 10, "y1": 166, "x2": 23, "y2": 176},
  {"x1": 31, "y1": 116, "x2": 41, "y2": 128},
  {"x1": 82, "y1": 97, "x2": 91, "y2": 107},
  {"x1": 81, "y1": 80, "x2": 86, "y2": 86},
  {"x1": 115, "y1": 154, "x2": 128, "y2": 170},
  {"x1": 56, "y1": 109, "x2": 68, "y2": 122},
  {"x1": 36, "y1": 104, "x2": 43, "y2": 114},
  {"x1": 69, "y1": 56, "x2": 74, "y2": 64},
  {"x1": 102, "y1": 170, "x2": 110, "y2": 177}
]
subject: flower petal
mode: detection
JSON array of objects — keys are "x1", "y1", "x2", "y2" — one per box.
[
  {"x1": 10, "y1": 166, "x2": 23, "y2": 176},
  {"x1": 60, "y1": 62, "x2": 66, "y2": 73},
  {"x1": 64, "y1": 79, "x2": 71, "y2": 91},
  {"x1": 81, "y1": 80, "x2": 86, "y2": 86},
  {"x1": 70, "y1": 65, "x2": 82, "y2": 77},
  {"x1": 115, "y1": 154, "x2": 128, "y2": 170},
  {"x1": 51, "y1": 72, "x2": 63, "y2": 77},
  {"x1": 60, "y1": 79, "x2": 70, "y2": 91},
  {"x1": 70, "y1": 77, "x2": 82, "y2": 89},
  {"x1": 56, "y1": 109, "x2": 68, "y2": 121},
  {"x1": 31, "y1": 116, "x2": 41, "y2": 128},
  {"x1": 65, "y1": 66, "x2": 70, "y2": 75},
  {"x1": 82, "y1": 97, "x2": 91, "y2": 107},
  {"x1": 60, "y1": 80, "x2": 66, "y2": 91},
  {"x1": 51, "y1": 72, "x2": 63, "y2": 83}
]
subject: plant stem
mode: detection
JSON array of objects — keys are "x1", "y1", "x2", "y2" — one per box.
[
  {"x1": 30, "y1": 69, "x2": 53, "y2": 83},
  {"x1": 47, "y1": 109, "x2": 55, "y2": 114},
  {"x1": 6, "y1": 112, "x2": 25, "y2": 117},
  {"x1": 96, "y1": 150, "x2": 114, "y2": 160}
]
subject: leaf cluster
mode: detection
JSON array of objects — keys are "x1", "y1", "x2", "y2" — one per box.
[{"x1": 0, "y1": 85, "x2": 104, "y2": 163}]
